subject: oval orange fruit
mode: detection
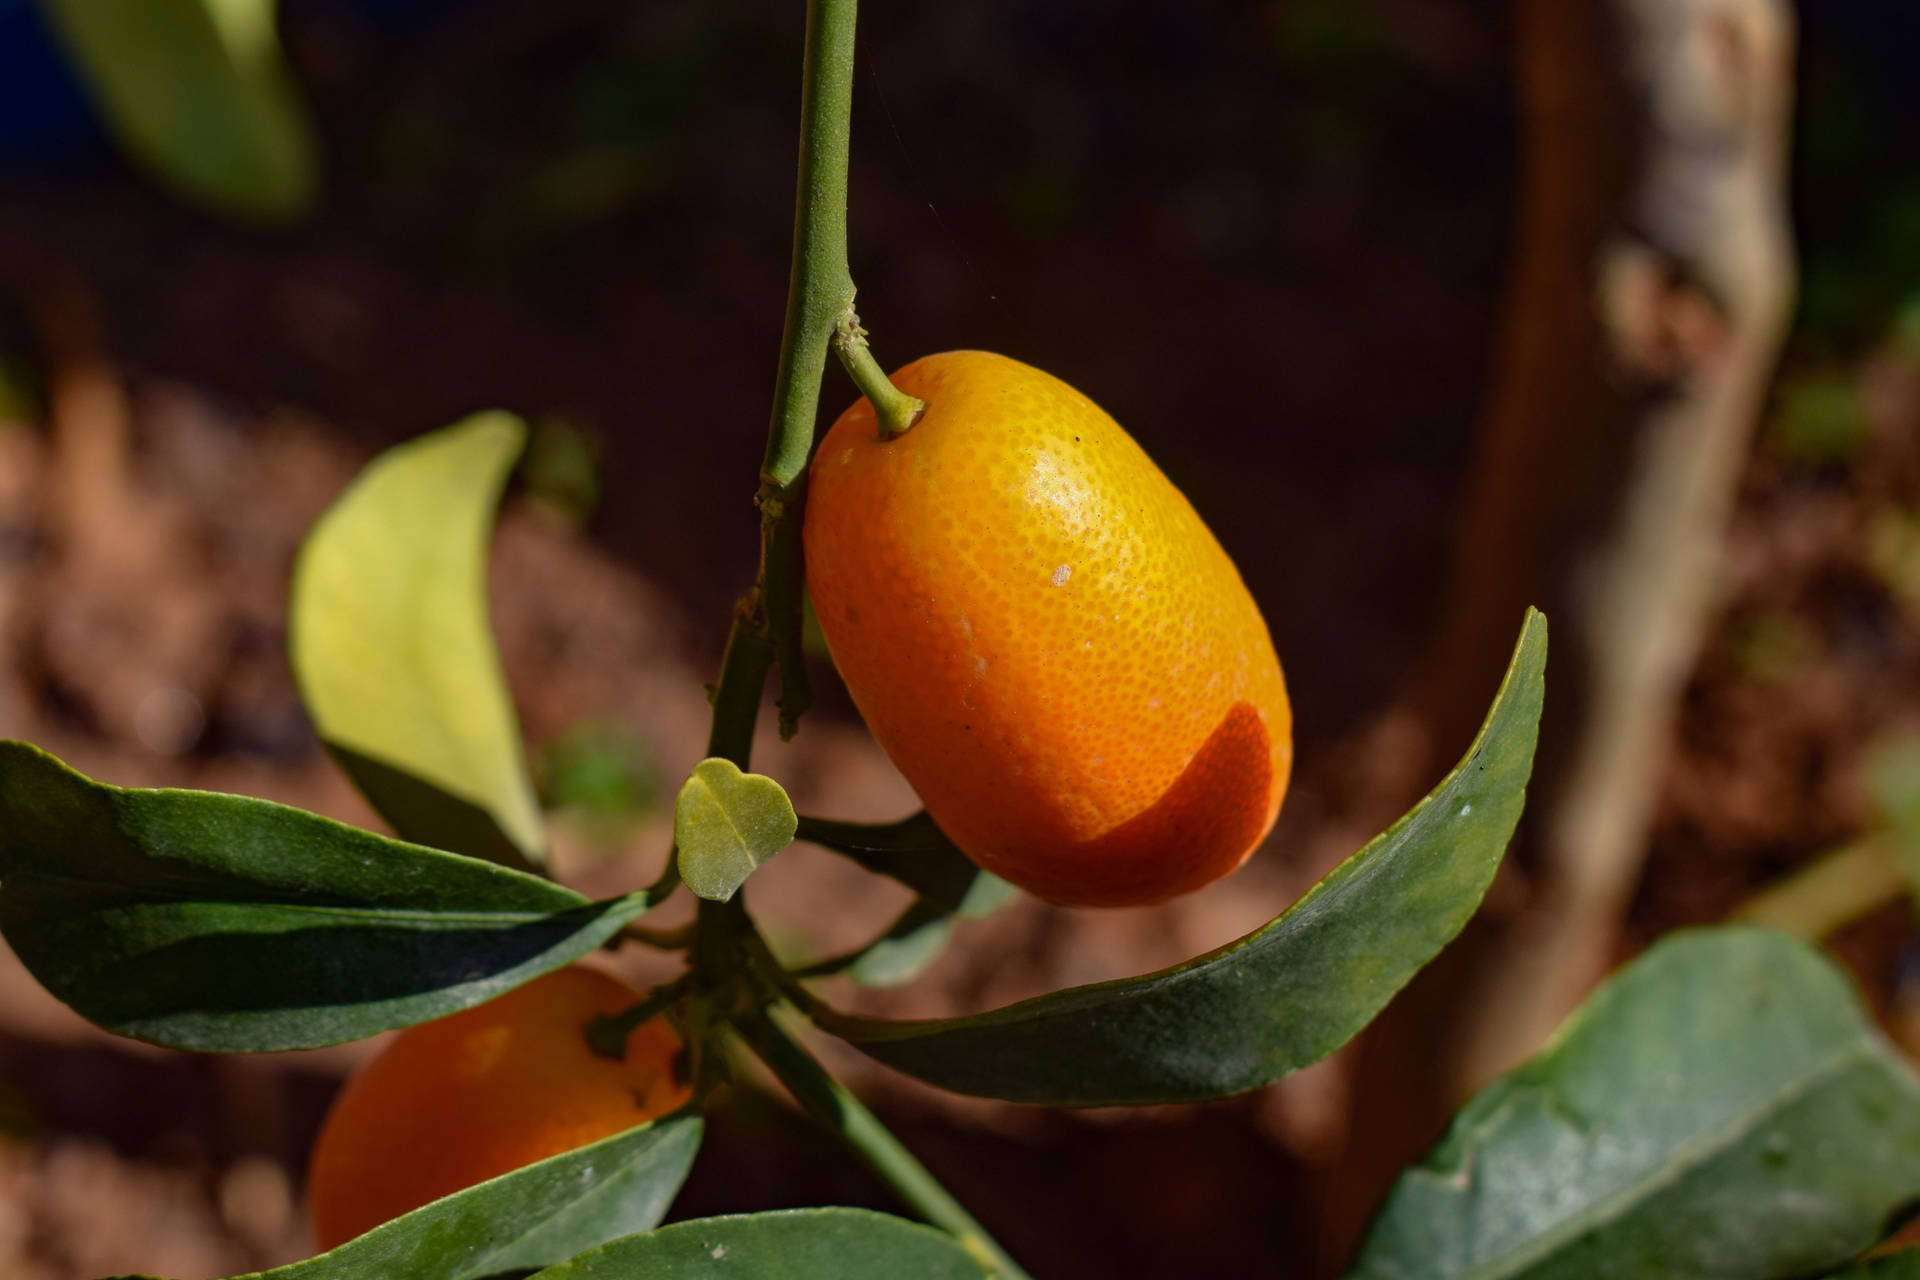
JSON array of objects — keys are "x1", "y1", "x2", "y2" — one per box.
[
  {"x1": 306, "y1": 965, "x2": 689, "y2": 1249},
  {"x1": 804, "y1": 350, "x2": 1291, "y2": 907}
]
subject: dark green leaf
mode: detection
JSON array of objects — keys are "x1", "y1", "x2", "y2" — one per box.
[
  {"x1": 42, "y1": 0, "x2": 317, "y2": 221},
  {"x1": 0, "y1": 741, "x2": 657, "y2": 1051},
  {"x1": 798, "y1": 870, "x2": 1017, "y2": 990},
  {"x1": 798, "y1": 898, "x2": 958, "y2": 989},
  {"x1": 805, "y1": 609, "x2": 1546, "y2": 1105},
  {"x1": 795, "y1": 811, "x2": 1015, "y2": 916},
  {"x1": 791, "y1": 814, "x2": 1015, "y2": 987},
  {"x1": 1349, "y1": 927, "x2": 1920, "y2": 1280},
  {"x1": 526, "y1": 1208, "x2": 989, "y2": 1279},
  {"x1": 291, "y1": 413, "x2": 546, "y2": 872},
  {"x1": 675, "y1": 759, "x2": 797, "y2": 903},
  {"x1": 108, "y1": 1113, "x2": 702, "y2": 1280},
  {"x1": 846, "y1": 910, "x2": 954, "y2": 987}
]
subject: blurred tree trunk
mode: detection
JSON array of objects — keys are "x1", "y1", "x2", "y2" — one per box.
[{"x1": 1325, "y1": 0, "x2": 1795, "y2": 1263}]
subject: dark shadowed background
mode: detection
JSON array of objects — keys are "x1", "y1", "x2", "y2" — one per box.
[{"x1": 0, "y1": 1, "x2": 1916, "y2": 1276}]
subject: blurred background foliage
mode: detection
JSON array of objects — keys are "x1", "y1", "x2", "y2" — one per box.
[{"x1": 0, "y1": 1, "x2": 1917, "y2": 1278}]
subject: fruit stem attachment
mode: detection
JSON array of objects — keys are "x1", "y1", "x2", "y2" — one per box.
[
  {"x1": 731, "y1": 1008, "x2": 1034, "y2": 1280},
  {"x1": 833, "y1": 314, "x2": 925, "y2": 438}
]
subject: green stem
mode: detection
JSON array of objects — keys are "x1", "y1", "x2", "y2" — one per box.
[
  {"x1": 692, "y1": 0, "x2": 877, "y2": 1069},
  {"x1": 759, "y1": 0, "x2": 856, "y2": 493},
  {"x1": 834, "y1": 316, "x2": 926, "y2": 437},
  {"x1": 679, "y1": 9, "x2": 1007, "y2": 1266},
  {"x1": 642, "y1": 848, "x2": 684, "y2": 902},
  {"x1": 733, "y1": 1008, "x2": 1033, "y2": 1280},
  {"x1": 705, "y1": 613, "x2": 774, "y2": 766},
  {"x1": 691, "y1": 892, "x2": 751, "y2": 1100},
  {"x1": 739, "y1": 913, "x2": 836, "y2": 1015},
  {"x1": 749, "y1": 0, "x2": 871, "y2": 737},
  {"x1": 1731, "y1": 835, "x2": 1908, "y2": 939},
  {"x1": 692, "y1": 0, "x2": 866, "y2": 972}
]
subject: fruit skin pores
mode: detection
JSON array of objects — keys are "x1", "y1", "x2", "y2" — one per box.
[{"x1": 804, "y1": 350, "x2": 1292, "y2": 907}]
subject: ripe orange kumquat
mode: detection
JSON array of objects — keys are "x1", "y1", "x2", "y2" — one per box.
[
  {"x1": 306, "y1": 964, "x2": 689, "y2": 1249},
  {"x1": 804, "y1": 350, "x2": 1292, "y2": 907}
]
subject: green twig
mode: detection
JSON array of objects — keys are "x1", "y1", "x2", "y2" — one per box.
[
  {"x1": 737, "y1": 913, "x2": 836, "y2": 1013},
  {"x1": 585, "y1": 977, "x2": 692, "y2": 1061},
  {"x1": 748, "y1": 0, "x2": 872, "y2": 741},
  {"x1": 764, "y1": 510, "x2": 811, "y2": 740},
  {"x1": 693, "y1": 613, "x2": 770, "y2": 1063},
  {"x1": 732, "y1": 1008, "x2": 1033, "y2": 1280},
  {"x1": 705, "y1": 610, "x2": 775, "y2": 766},
  {"x1": 642, "y1": 849, "x2": 684, "y2": 902},
  {"x1": 757, "y1": 0, "x2": 855, "y2": 495},
  {"x1": 674, "y1": 7, "x2": 1012, "y2": 1271},
  {"x1": 693, "y1": 0, "x2": 865, "y2": 975}
]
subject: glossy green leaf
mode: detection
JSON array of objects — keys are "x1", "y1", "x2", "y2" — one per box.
[
  {"x1": 794, "y1": 811, "x2": 1016, "y2": 984},
  {"x1": 526, "y1": 1209, "x2": 989, "y2": 1279},
  {"x1": 799, "y1": 873, "x2": 1019, "y2": 990},
  {"x1": 111, "y1": 1114, "x2": 702, "y2": 1280},
  {"x1": 0, "y1": 741, "x2": 657, "y2": 1051},
  {"x1": 1349, "y1": 927, "x2": 1920, "y2": 1280},
  {"x1": 41, "y1": 0, "x2": 317, "y2": 221},
  {"x1": 291, "y1": 413, "x2": 546, "y2": 872},
  {"x1": 805, "y1": 609, "x2": 1546, "y2": 1105},
  {"x1": 846, "y1": 903, "x2": 956, "y2": 987},
  {"x1": 675, "y1": 759, "x2": 797, "y2": 903},
  {"x1": 799, "y1": 897, "x2": 959, "y2": 989}
]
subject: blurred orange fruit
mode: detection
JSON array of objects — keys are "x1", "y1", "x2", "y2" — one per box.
[
  {"x1": 804, "y1": 350, "x2": 1292, "y2": 907},
  {"x1": 306, "y1": 965, "x2": 688, "y2": 1250}
]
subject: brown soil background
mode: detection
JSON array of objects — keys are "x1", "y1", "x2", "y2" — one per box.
[{"x1": 0, "y1": 2, "x2": 1917, "y2": 1277}]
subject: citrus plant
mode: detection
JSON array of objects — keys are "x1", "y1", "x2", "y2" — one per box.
[{"x1": 4, "y1": 2, "x2": 1920, "y2": 1278}]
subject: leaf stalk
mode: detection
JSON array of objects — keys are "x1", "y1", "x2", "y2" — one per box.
[
  {"x1": 586, "y1": 977, "x2": 691, "y2": 1061},
  {"x1": 833, "y1": 313, "x2": 926, "y2": 438},
  {"x1": 732, "y1": 1008, "x2": 1034, "y2": 1280}
]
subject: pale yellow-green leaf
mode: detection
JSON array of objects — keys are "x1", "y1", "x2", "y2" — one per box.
[
  {"x1": 675, "y1": 759, "x2": 798, "y2": 902},
  {"x1": 42, "y1": 0, "x2": 318, "y2": 222},
  {"x1": 290, "y1": 413, "x2": 544, "y2": 867}
]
